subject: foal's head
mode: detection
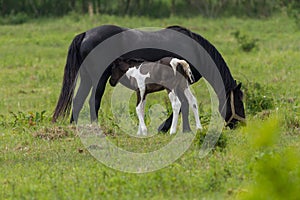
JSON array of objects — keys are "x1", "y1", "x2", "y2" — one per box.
[
  {"x1": 109, "y1": 59, "x2": 130, "y2": 86},
  {"x1": 110, "y1": 58, "x2": 148, "y2": 86}
]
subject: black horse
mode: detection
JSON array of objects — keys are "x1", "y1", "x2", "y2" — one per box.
[{"x1": 52, "y1": 25, "x2": 245, "y2": 130}]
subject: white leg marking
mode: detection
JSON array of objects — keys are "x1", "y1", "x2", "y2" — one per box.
[
  {"x1": 136, "y1": 99, "x2": 147, "y2": 136},
  {"x1": 184, "y1": 86, "x2": 203, "y2": 130},
  {"x1": 126, "y1": 64, "x2": 150, "y2": 135},
  {"x1": 169, "y1": 90, "x2": 181, "y2": 134}
]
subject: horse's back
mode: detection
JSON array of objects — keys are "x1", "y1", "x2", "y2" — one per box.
[
  {"x1": 80, "y1": 25, "x2": 127, "y2": 59},
  {"x1": 80, "y1": 25, "x2": 180, "y2": 62}
]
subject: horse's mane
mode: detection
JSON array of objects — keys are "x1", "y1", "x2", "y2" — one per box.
[{"x1": 166, "y1": 25, "x2": 236, "y2": 92}]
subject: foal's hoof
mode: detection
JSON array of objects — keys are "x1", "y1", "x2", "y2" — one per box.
[
  {"x1": 197, "y1": 126, "x2": 203, "y2": 132},
  {"x1": 182, "y1": 127, "x2": 192, "y2": 133},
  {"x1": 137, "y1": 130, "x2": 147, "y2": 136}
]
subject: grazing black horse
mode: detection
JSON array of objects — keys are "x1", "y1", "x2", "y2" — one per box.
[
  {"x1": 52, "y1": 25, "x2": 245, "y2": 130},
  {"x1": 110, "y1": 57, "x2": 202, "y2": 135}
]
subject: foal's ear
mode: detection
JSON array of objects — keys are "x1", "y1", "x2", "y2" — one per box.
[
  {"x1": 119, "y1": 62, "x2": 130, "y2": 71},
  {"x1": 235, "y1": 83, "x2": 242, "y2": 90}
]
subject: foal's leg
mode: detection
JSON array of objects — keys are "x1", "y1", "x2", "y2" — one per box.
[
  {"x1": 168, "y1": 90, "x2": 181, "y2": 134},
  {"x1": 136, "y1": 90, "x2": 147, "y2": 136},
  {"x1": 176, "y1": 89, "x2": 191, "y2": 132},
  {"x1": 158, "y1": 92, "x2": 191, "y2": 133},
  {"x1": 184, "y1": 87, "x2": 203, "y2": 130}
]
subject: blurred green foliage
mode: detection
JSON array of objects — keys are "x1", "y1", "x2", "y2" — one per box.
[
  {"x1": 0, "y1": 0, "x2": 300, "y2": 21},
  {"x1": 240, "y1": 118, "x2": 300, "y2": 199},
  {"x1": 232, "y1": 30, "x2": 259, "y2": 52}
]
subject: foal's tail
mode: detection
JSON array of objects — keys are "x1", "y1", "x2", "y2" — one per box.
[
  {"x1": 170, "y1": 58, "x2": 195, "y2": 83},
  {"x1": 52, "y1": 32, "x2": 86, "y2": 122}
]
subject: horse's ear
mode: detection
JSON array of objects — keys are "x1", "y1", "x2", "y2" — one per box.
[{"x1": 235, "y1": 82, "x2": 242, "y2": 90}]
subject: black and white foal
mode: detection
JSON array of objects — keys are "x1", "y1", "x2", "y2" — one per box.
[{"x1": 109, "y1": 57, "x2": 202, "y2": 135}]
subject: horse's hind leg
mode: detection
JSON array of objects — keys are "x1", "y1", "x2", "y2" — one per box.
[
  {"x1": 71, "y1": 68, "x2": 92, "y2": 123},
  {"x1": 184, "y1": 87, "x2": 202, "y2": 130},
  {"x1": 94, "y1": 68, "x2": 111, "y2": 121},
  {"x1": 168, "y1": 90, "x2": 181, "y2": 134}
]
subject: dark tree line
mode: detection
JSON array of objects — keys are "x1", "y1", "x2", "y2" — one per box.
[{"x1": 0, "y1": 0, "x2": 299, "y2": 18}]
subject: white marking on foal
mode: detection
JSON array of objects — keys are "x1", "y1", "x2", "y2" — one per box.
[
  {"x1": 169, "y1": 58, "x2": 180, "y2": 76},
  {"x1": 168, "y1": 90, "x2": 181, "y2": 134},
  {"x1": 126, "y1": 64, "x2": 150, "y2": 135}
]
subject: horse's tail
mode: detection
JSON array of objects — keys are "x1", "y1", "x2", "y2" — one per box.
[{"x1": 52, "y1": 32, "x2": 86, "y2": 122}]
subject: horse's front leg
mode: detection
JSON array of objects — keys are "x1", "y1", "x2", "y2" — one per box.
[
  {"x1": 94, "y1": 68, "x2": 111, "y2": 120},
  {"x1": 89, "y1": 87, "x2": 98, "y2": 123},
  {"x1": 168, "y1": 90, "x2": 181, "y2": 134},
  {"x1": 184, "y1": 86, "x2": 202, "y2": 130}
]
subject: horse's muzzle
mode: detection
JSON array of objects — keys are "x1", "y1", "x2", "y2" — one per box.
[{"x1": 109, "y1": 78, "x2": 117, "y2": 86}]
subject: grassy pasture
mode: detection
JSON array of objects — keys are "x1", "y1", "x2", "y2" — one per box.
[{"x1": 0, "y1": 14, "x2": 300, "y2": 199}]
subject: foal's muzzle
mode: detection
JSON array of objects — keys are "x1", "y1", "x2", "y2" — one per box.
[{"x1": 190, "y1": 74, "x2": 195, "y2": 83}]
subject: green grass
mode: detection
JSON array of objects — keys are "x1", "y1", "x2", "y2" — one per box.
[{"x1": 0, "y1": 14, "x2": 300, "y2": 199}]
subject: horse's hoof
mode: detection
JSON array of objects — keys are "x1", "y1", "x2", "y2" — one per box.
[{"x1": 158, "y1": 124, "x2": 169, "y2": 133}]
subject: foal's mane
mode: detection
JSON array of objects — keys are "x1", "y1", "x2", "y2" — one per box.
[
  {"x1": 166, "y1": 25, "x2": 237, "y2": 92},
  {"x1": 119, "y1": 57, "x2": 146, "y2": 64}
]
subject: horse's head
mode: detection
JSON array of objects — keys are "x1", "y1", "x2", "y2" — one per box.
[
  {"x1": 109, "y1": 59, "x2": 130, "y2": 86},
  {"x1": 221, "y1": 82, "x2": 246, "y2": 129}
]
